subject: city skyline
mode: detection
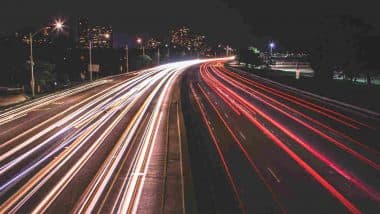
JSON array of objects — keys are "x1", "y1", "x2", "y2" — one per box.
[{"x1": 2, "y1": 0, "x2": 379, "y2": 50}]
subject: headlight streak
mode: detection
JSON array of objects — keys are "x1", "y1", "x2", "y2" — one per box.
[
  {"x1": 0, "y1": 62, "x2": 183, "y2": 162},
  {"x1": 0, "y1": 80, "x2": 111, "y2": 125},
  {"x1": 73, "y1": 67, "x2": 182, "y2": 213},
  {"x1": 0, "y1": 58, "x2": 228, "y2": 213}
]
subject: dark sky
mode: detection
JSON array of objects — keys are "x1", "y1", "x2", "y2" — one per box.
[{"x1": 1, "y1": 0, "x2": 379, "y2": 49}]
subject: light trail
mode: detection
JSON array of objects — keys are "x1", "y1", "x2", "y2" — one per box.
[
  {"x1": 196, "y1": 82, "x2": 286, "y2": 213},
  {"x1": 0, "y1": 58, "x2": 230, "y2": 213},
  {"x1": 196, "y1": 62, "x2": 380, "y2": 213},
  {"x1": 202, "y1": 64, "x2": 380, "y2": 202},
  {"x1": 219, "y1": 66, "x2": 376, "y2": 130},
  {"x1": 0, "y1": 80, "x2": 111, "y2": 125},
  {"x1": 209, "y1": 66, "x2": 380, "y2": 170},
  {"x1": 190, "y1": 83, "x2": 246, "y2": 214}
]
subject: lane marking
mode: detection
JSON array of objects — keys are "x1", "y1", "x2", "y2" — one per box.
[
  {"x1": 267, "y1": 168, "x2": 281, "y2": 183},
  {"x1": 239, "y1": 131, "x2": 246, "y2": 141},
  {"x1": 177, "y1": 102, "x2": 186, "y2": 214}
]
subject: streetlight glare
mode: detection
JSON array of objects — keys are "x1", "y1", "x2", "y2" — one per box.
[
  {"x1": 104, "y1": 33, "x2": 110, "y2": 39},
  {"x1": 137, "y1": 38, "x2": 142, "y2": 44},
  {"x1": 54, "y1": 19, "x2": 64, "y2": 31},
  {"x1": 269, "y1": 42, "x2": 275, "y2": 48}
]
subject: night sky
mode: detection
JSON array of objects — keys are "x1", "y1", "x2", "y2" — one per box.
[{"x1": 1, "y1": 0, "x2": 379, "y2": 49}]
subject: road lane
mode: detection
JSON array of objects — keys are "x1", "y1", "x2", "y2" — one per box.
[
  {"x1": 0, "y1": 59, "x2": 228, "y2": 213},
  {"x1": 182, "y1": 62, "x2": 380, "y2": 213}
]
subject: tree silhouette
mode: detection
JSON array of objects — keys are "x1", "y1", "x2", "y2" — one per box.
[{"x1": 310, "y1": 15, "x2": 372, "y2": 82}]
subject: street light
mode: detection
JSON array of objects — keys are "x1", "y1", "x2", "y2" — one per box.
[
  {"x1": 165, "y1": 44, "x2": 170, "y2": 58},
  {"x1": 269, "y1": 42, "x2": 275, "y2": 56},
  {"x1": 29, "y1": 19, "x2": 64, "y2": 97},
  {"x1": 225, "y1": 45, "x2": 230, "y2": 56},
  {"x1": 150, "y1": 42, "x2": 160, "y2": 65},
  {"x1": 54, "y1": 19, "x2": 64, "y2": 31},
  {"x1": 137, "y1": 38, "x2": 145, "y2": 56},
  {"x1": 157, "y1": 46, "x2": 160, "y2": 65}
]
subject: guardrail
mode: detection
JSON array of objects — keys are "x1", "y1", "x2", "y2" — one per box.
[{"x1": 0, "y1": 87, "x2": 24, "y2": 96}]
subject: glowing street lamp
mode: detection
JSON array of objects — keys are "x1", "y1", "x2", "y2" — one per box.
[
  {"x1": 269, "y1": 42, "x2": 275, "y2": 56},
  {"x1": 53, "y1": 19, "x2": 64, "y2": 31},
  {"x1": 137, "y1": 38, "x2": 145, "y2": 56},
  {"x1": 165, "y1": 44, "x2": 170, "y2": 58},
  {"x1": 29, "y1": 19, "x2": 64, "y2": 97}
]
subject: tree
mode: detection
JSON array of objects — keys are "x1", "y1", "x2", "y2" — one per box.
[
  {"x1": 0, "y1": 36, "x2": 28, "y2": 87},
  {"x1": 310, "y1": 15, "x2": 372, "y2": 81},
  {"x1": 238, "y1": 48, "x2": 263, "y2": 67}
]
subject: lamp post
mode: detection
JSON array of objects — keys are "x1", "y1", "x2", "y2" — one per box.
[
  {"x1": 165, "y1": 44, "x2": 170, "y2": 58},
  {"x1": 137, "y1": 38, "x2": 145, "y2": 56},
  {"x1": 269, "y1": 42, "x2": 275, "y2": 56},
  {"x1": 157, "y1": 47, "x2": 160, "y2": 65},
  {"x1": 125, "y1": 44, "x2": 129, "y2": 73},
  {"x1": 89, "y1": 41, "x2": 93, "y2": 81},
  {"x1": 88, "y1": 33, "x2": 110, "y2": 81},
  {"x1": 29, "y1": 20, "x2": 63, "y2": 97}
]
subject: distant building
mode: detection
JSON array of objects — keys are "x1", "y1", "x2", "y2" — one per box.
[
  {"x1": 88, "y1": 25, "x2": 112, "y2": 48},
  {"x1": 78, "y1": 17, "x2": 112, "y2": 49},
  {"x1": 169, "y1": 26, "x2": 208, "y2": 55},
  {"x1": 78, "y1": 17, "x2": 89, "y2": 48},
  {"x1": 16, "y1": 27, "x2": 54, "y2": 47}
]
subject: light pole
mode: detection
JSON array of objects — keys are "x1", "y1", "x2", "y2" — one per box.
[
  {"x1": 165, "y1": 44, "x2": 170, "y2": 58},
  {"x1": 269, "y1": 42, "x2": 275, "y2": 56},
  {"x1": 29, "y1": 20, "x2": 63, "y2": 97},
  {"x1": 137, "y1": 38, "x2": 145, "y2": 57},
  {"x1": 89, "y1": 41, "x2": 93, "y2": 81},
  {"x1": 125, "y1": 44, "x2": 129, "y2": 72},
  {"x1": 157, "y1": 47, "x2": 160, "y2": 65},
  {"x1": 88, "y1": 33, "x2": 110, "y2": 80}
]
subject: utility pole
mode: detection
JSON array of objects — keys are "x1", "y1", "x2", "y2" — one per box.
[
  {"x1": 157, "y1": 47, "x2": 160, "y2": 65},
  {"x1": 28, "y1": 21, "x2": 63, "y2": 97},
  {"x1": 29, "y1": 33, "x2": 35, "y2": 97},
  {"x1": 165, "y1": 44, "x2": 170, "y2": 58},
  {"x1": 125, "y1": 44, "x2": 129, "y2": 72},
  {"x1": 89, "y1": 41, "x2": 93, "y2": 81}
]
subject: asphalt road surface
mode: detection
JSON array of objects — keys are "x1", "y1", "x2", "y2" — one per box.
[
  {"x1": 1, "y1": 58, "x2": 379, "y2": 214},
  {"x1": 0, "y1": 59, "x2": 223, "y2": 213},
  {"x1": 181, "y1": 62, "x2": 380, "y2": 214}
]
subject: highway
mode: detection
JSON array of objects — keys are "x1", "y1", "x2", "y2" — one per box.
[
  {"x1": 182, "y1": 62, "x2": 380, "y2": 213},
  {"x1": 0, "y1": 59, "x2": 220, "y2": 213},
  {"x1": 1, "y1": 58, "x2": 379, "y2": 213}
]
